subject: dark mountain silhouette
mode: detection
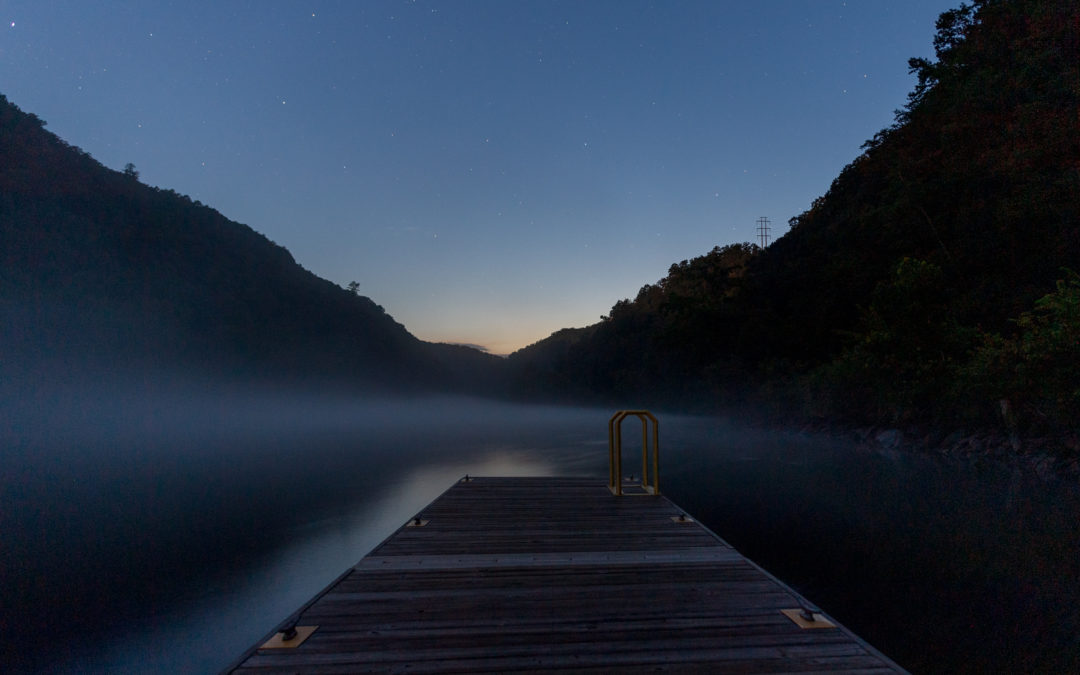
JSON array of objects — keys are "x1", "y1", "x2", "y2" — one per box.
[
  {"x1": 4, "y1": 0, "x2": 1074, "y2": 441},
  {"x1": 0, "y1": 94, "x2": 502, "y2": 395},
  {"x1": 509, "y1": 0, "x2": 1079, "y2": 440}
]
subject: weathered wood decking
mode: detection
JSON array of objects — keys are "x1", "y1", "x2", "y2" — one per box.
[{"x1": 229, "y1": 477, "x2": 906, "y2": 673}]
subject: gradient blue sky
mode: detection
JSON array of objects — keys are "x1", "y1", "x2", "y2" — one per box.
[{"x1": 2, "y1": 1, "x2": 958, "y2": 354}]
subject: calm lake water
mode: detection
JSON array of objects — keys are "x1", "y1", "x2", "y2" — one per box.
[{"x1": 3, "y1": 387, "x2": 1078, "y2": 672}]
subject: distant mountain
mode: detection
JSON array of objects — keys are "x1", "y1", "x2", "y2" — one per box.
[
  {"x1": 0, "y1": 94, "x2": 502, "y2": 394},
  {"x1": 509, "y1": 0, "x2": 1079, "y2": 437}
]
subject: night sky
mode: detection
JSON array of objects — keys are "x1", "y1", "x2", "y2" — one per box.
[{"x1": 3, "y1": 1, "x2": 958, "y2": 354}]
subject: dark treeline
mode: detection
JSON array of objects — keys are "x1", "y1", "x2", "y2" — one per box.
[
  {"x1": 509, "y1": 0, "x2": 1079, "y2": 449},
  {"x1": 0, "y1": 94, "x2": 504, "y2": 395}
]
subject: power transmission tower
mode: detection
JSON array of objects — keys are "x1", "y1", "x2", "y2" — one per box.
[{"x1": 756, "y1": 216, "x2": 771, "y2": 249}]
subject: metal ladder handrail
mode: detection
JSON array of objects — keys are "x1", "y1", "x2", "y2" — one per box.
[{"x1": 608, "y1": 410, "x2": 659, "y2": 496}]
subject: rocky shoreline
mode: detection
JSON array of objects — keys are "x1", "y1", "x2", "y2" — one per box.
[{"x1": 805, "y1": 422, "x2": 1080, "y2": 483}]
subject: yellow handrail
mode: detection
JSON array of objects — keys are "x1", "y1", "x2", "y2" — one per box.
[{"x1": 607, "y1": 410, "x2": 659, "y2": 496}]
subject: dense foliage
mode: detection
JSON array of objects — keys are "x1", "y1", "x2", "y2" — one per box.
[{"x1": 511, "y1": 0, "x2": 1079, "y2": 445}]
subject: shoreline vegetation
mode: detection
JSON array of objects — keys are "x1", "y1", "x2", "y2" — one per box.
[{"x1": 802, "y1": 420, "x2": 1080, "y2": 483}]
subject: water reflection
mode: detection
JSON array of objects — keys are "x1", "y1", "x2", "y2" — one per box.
[{"x1": 63, "y1": 448, "x2": 566, "y2": 673}]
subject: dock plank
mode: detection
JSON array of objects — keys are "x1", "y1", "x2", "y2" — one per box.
[{"x1": 229, "y1": 477, "x2": 905, "y2": 673}]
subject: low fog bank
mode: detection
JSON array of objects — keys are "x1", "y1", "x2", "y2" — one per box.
[
  {"x1": 3, "y1": 372, "x2": 557, "y2": 448},
  {"x1": 0, "y1": 375, "x2": 616, "y2": 668},
  {"x1": 0, "y1": 371, "x2": 876, "y2": 671},
  {"x1": 7, "y1": 381, "x2": 1078, "y2": 673}
]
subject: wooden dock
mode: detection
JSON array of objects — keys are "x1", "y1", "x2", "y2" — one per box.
[{"x1": 228, "y1": 477, "x2": 906, "y2": 673}]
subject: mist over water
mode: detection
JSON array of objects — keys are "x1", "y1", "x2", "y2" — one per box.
[
  {"x1": 2, "y1": 382, "x2": 610, "y2": 672},
  {"x1": 3, "y1": 382, "x2": 1078, "y2": 672}
]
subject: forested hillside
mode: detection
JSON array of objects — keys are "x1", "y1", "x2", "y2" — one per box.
[
  {"x1": 510, "y1": 0, "x2": 1079, "y2": 443},
  {"x1": 0, "y1": 94, "x2": 501, "y2": 393}
]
